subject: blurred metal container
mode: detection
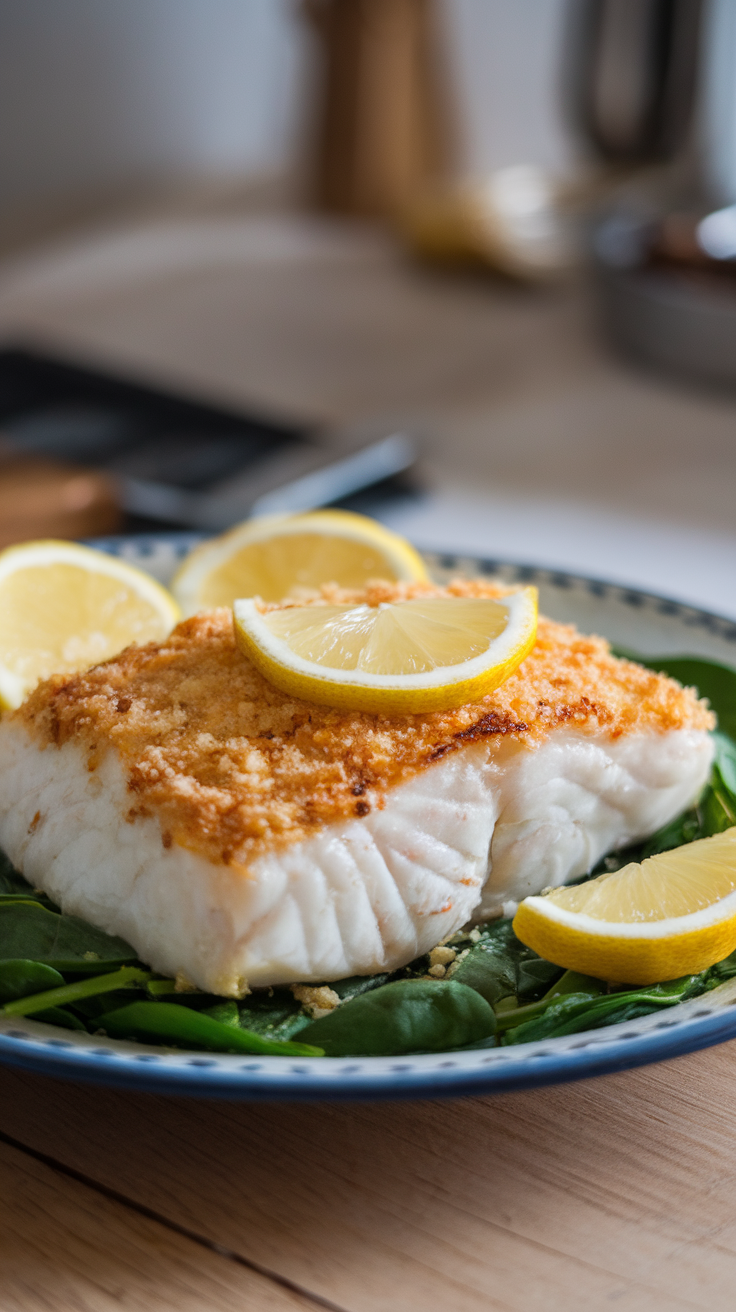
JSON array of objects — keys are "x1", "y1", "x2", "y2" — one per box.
[
  {"x1": 594, "y1": 207, "x2": 736, "y2": 387},
  {"x1": 568, "y1": 0, "x2": 736, "y2": 389}
]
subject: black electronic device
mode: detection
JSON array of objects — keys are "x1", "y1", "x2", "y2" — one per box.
[{"x1": 0, "y1": 347, "x2": 415, "y2": 533}]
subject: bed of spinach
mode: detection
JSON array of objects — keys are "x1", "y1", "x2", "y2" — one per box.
[{"x1": 1, "y1": 650, "x2": 735, "y2": 1060}]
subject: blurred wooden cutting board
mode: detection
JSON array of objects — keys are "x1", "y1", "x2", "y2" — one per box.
[{"x1": 0, "y1": 455, "x2": 120, "y2": 547}]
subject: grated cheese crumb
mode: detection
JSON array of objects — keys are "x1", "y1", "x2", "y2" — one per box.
[
  {"x1": 292, "y1": 983, "x2": 341, "y2": 1019},
  {"x1": 429, "y1": 945, "x2": 457, "y2": 969}
]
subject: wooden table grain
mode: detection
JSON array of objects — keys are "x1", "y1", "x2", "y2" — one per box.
[
  {"x1": 3, "y1": 211, "x2": 736, "y2": 1310},
  {"x1": 3, "y1": 1046, "x2": 736, "y2": 1311}
]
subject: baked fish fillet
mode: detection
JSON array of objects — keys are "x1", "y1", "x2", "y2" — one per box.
[{"x1": 0, "y1": 581, "x2": 714, "y2": 994}]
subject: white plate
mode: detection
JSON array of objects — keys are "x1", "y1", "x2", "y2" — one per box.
[{"x1": 2, "y1": 533, "x2": 735, "y2": 1100}]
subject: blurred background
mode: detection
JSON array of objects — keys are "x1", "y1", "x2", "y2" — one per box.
[{"x1": 1, "y1": 0, "x2": 736, "y2": 614}]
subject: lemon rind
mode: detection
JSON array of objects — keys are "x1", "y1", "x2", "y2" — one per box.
[
  {"x1": 516, "y1": 882, "x2": 736, "y2": 939},
  {"x1": 513, "y1": 897, "x2": 736, "y2": 985}
]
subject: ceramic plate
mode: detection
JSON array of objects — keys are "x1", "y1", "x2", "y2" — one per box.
[{"x1": 2, "y1": 532, "x2": 736, "y2": 1101}]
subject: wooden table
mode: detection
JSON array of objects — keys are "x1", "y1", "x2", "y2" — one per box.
[
  {"x1": 3, "y1": 212, "x2": 736, "y2": 1310},
  {"x1": 4, "y1": 1047, "x2": 736, "y2": 1311}
]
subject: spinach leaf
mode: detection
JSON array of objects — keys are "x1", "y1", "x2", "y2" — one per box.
[
  {"x1": 236, "y1": 979, "x2": 396, "y2": 1041},
  {"x1": 202, "y1": 1000, "x2": 240, "y2": 1027},
  {"x1": 449, "y1": 919, "x2": 562, "y2": 1005},
  {"x1": 713, "y1": 731, "x2": 736, "y2": 792},
  {"x1": 447, "y1": 937, "x2": 516, "y2": 1005},
  {"x1": 0, "y1": 902, "x2": 138, "y2": 973},
  {"x1": 329, "y1": 974, "x2": 391, "y2": 1001},
  {"x1": 2, "y1": 967, "x2": 150, "y2": 1017},
  {"x1": 297, "y1": 978, "x2": 496, "y2": 1056},
  {"x1": 702, "y1": 947, "x2": 736, "y2": 985},
  {"x1": 0, "y1": 960, "x2": 64, "y2": 1003},
  {"x1": 493, "y1": 969, "x2": 605, "y2": 1035},
  {"x1": 502, "y1": 976, "x2": 697, "y2": 1044},
  {"x1": 544, "y1": 969, "x2": 605, "y2": 1001},
  {"x1": 96, "y1": 1001, "x2": 324, "y2": 1056},
  {"x1": 33, "y1": 1006, "x2": 87, "y2": 1031},
  {"x1": 71, "y1": 990, "x2": 145, "y2": 1021},
  {"x1": 236, "y1": 987, "x2": 311, "y2": 1041}
]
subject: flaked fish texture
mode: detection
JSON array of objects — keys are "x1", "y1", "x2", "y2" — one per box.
[{"x1": 0, "y1": 582, "x2": 715, "y2": 992}]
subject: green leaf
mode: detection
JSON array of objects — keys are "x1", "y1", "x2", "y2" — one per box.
[
  {"x1": 71, "y1": 990, "x2": 144, "y2": 1021},
  {"x1": 297, "y1": 978, "x2": 496, "y2": 1056},
  {"x1": 448, "y1": 939, "x2": 516, "y2": 1005},
  {"x1": 542, "y1": 969, "x2": 605, "y2": 1001},
  {"x1": 32, "y1": 1006, "x2": 87, "y2": 1031},
  {"x1": 515, "y1": 956, "x2": 564, "y2": 999},
  {"x1": 503, "y1": 976, "x2": 697, "y2": 1044},
  {"x1": 2, "y1": 967, "x2": 150, "y2": 1017},
  {"x1": 704, "y1": 948, "x2": 736, "y2": 984},
  {"x1": 449, "y1": 919, "x2": 563, "y2": 1005},
  {"x1": 202, "y1": 1000, "x2": 240, "y2": 1028},
  {"x1": 328, "y1": 974, "x2": 392, "y2": 1001},
  {"x1": 713, "y1": 731, "x2": 736, "y2": 795},
  {"x1": 0, "y1": 902, "x2": 138, "y2": 973},
  {"x1": 97, "y1": 1001, "x2": 324, "y2": 1056},
  {"x1": 0, "y1": 959, "x2": 64, "y2": 1003},
  {"x1": 236, "y1": 987, "x2": 311, "y2": 1041}
]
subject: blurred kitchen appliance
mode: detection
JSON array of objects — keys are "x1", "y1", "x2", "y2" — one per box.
[
  {"x1": 569, "y1": 0, "x2": 736, "y2": 389},
  {"x1": 572, "y1": 0, "x2": 703, "y2": 164},
  {"x1": 0, "y1": 347, "x2": 416, "y2": 539}
]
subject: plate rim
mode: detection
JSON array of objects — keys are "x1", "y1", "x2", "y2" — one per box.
[
  {"x1": 1, "y1": 995, "x2": 735, "y2": 1101},
  {"x1": 2, "y1": 532, "x2": 735, "y2": 1100}
]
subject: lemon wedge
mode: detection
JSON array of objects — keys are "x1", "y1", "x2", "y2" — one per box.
[
  {"x1": 233, "y1": 587, "x2": 537, "y2": 714},
  {"x1": 0, "y1": 539, "x2": 180, "y2": 709},
  {"x1": 172, "y1": 510, "x2": 429, "y2": 614},
  {"x1": 513, "y1": 828, "x2": 736, "y2": 985}
]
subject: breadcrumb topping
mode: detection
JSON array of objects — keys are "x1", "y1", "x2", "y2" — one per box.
[{"x1": 14, "y1": 579, "x2": 714, "y2": 870}]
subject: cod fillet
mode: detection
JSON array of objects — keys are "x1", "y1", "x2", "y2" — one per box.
[{"x1": 0, "y1": 580, "x2": 715, "y2": 995}]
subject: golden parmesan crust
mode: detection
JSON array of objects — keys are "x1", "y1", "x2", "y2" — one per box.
[{"x1": 14, "y1": 579, "x2": 714, "y2": 870}]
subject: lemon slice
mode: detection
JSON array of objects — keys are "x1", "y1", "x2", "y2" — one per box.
[
  {"x1": 0, "y1": 540, "x2": 180, "y2": 709},
  {"x1": 233, "y1": 587, "x2": 537, "y2": 714},
  {"x1": 171, "y1": 510, "x2": 428, "y2": 614},
  {"x1": 513, "y1": 828, "x2": 736, "y2": 985}
]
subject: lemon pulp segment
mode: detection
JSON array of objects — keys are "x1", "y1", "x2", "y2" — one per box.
[
  {"x1": 197, "y1": 535, "x2": 418, "y2": 607},
  {"x1": 233, "y1": 587, "x2": 537, "y2": 715},
  {"x1": 0, "y1": 540, "x2": 179, "y2": 709},
  {"x1": 172, "y1": 510, "x2": 428, "y2": 613},
  {"x1": 513, "y1": 828, "x2": 736, "y2": 985},
  {"x1": 265, "y1": 597, "x2": 510, "y2": 674}
]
